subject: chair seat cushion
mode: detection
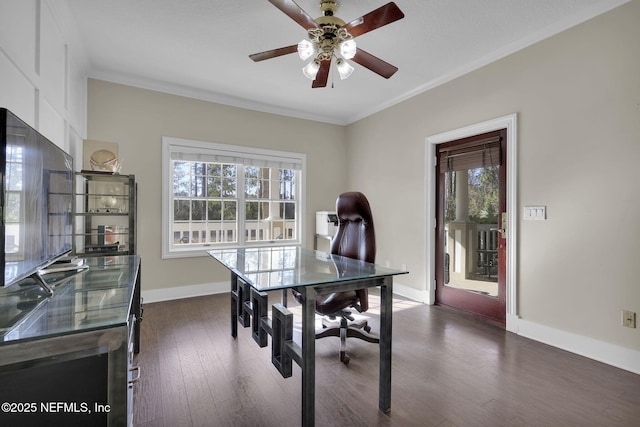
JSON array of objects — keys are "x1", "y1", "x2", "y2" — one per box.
[
  {"x1": 291, "y1": 289, "x2": 359, "y2": 316},
  {"x1": 315, "y1": 291, "x2": 358, "y2": 316}
]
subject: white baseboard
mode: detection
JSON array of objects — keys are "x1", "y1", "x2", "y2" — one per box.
[
  {"x1": 391, "y1": 287, "x2": 639, "y2": 374},
  {"x1": 144, "y1": 281, "x2": 425, "y2": 304},
  {"x1": 141, "y1": 281, "x2": 228, "y2": 303},
  {"x1": 141, "y1": 282, "x2": 640, "y2": 375},
  {"x1": 517, "y1": 318, "x2": 640, "y2": 375},
  {"x1": 506, "y1": 313, "x2": 519, "y2": 334},
  {"x1": 393, "y1": 282, "x2": 431, "y2": 303}
]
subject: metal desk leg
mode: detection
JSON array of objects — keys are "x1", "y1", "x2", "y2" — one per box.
[
  {"x1": 300, "y1": 286, "x2": 317, "y2": 427},
  {"x1": 230, "y1": 273, "x2": 238, "y2": 337},
  {"x1": 379, "y1": 276, "x2": 393, "y2": 412}
]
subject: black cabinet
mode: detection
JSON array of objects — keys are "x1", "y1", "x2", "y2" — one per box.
[{"x1": 0, "y1": 256, "x2": 141, "y2": 426}]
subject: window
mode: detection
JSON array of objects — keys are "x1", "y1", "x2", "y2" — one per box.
[{"x1": 162, "y1": 137, "x2": 306, "y2": 258}]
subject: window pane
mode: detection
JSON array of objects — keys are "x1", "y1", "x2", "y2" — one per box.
[
  {"x1": 5, "y1": 193, "x2": 20, "y2": 222},
  {"x1": 192, "y1": 176, "x2": 206, "y2": 197},
  {"x1": 443, "y1": 166, "x2": 500, "y2": 298},
  {"x1": 193, "y1": 162, "x2": 206, "y2": 176},
  {"x1": 223, "y1": 201, "x2": 236, "y2": 221},
  {"x1": 191, "y1": 200, "x2": 205, "y2": 221},
  {"x1": 245, "y1": 178, "x2": 258, "y2": 198},
  {"x1": 280, "y1": 169, "x2": 294, "y2": 181},
  {"x1": 468, "y1": 167, "x2": 499, "y2": 223},
  {"x1": 207, "y1": 163, "x2": 221, "y2": 176},
  {"x1": 6, "y1": 165, "x2": 23, "y2": 192},
  {"x1": 174, "y1": 200, "x2": 190, "y2": 221},
  {"x1": 280, "y1": 181, "x2": 291, "y2": 200},
  {"x1": 283, "y1": 202, "x2": 296, "y2": 220},
  {"x1": 223, "y1": 164, "x2": 236, "y2": 178},
  {"x1": 173, "y1": 162, "x2": 191, "y2": 196},
  {"x1": 208, "y1": 200, "x2": 221, "y2": 221},
  {"x1": 280, "y1": 169, "x2": 295, "y2": 200},
  {"x1": 207, "y1": 177, "x2": 221, "y2": 197},
  {"x1": 222, "y1": 178, "x2": 236, "y2": 197},
  {"x1": 245, "y1": 166, "x2": 259, "y2": 179},
  {"x1": 245, "y1": 201, "x2": 259, "y2": 220},
  {"x1": 260, "y1": 178, "x2": 269, "y2": 198}
]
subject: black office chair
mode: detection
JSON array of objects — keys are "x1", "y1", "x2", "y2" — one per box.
[{"x1": 293, "y1": 192, "x2": 379, "y2": 364}]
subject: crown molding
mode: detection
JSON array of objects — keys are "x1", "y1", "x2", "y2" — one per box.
[{"x1": 87, "y1": 69, "x2": 348, "y2": 126}]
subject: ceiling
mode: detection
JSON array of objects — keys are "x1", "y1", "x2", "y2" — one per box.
[{"x1": 63, "y1": 0, "x2": 626, "y2": 125}]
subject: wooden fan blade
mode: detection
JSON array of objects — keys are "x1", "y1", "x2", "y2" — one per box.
[
  {"x1": 343, "y1": 2, "x2": 405, "y2": 38},
  {"x1": 268, "y1": 0, "x2": 319, "y2": 29},
  {"x1": 249, "y1": 45, "x2": 298, "y2": 62},
  {"x1": 312, "y1": 60, "x2": 330, "y2": 88},
  {"x1": 352, "y1": 48, "x2": 398, "y2": 79}
]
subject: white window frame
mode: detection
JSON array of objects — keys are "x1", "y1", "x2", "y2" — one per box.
[{"x1": 162, "y1": 137, "x2": 306, "y2": 259}]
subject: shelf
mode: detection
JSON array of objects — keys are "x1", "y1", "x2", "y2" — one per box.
[{"x1": 73, "y1": 173, "x2": 136, "y2": 257}]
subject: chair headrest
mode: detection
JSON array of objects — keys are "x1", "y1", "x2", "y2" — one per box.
[
  {"x1": 335, "y1": 192, "x2": 373, "y2": 223},
  {"x1": 331, "y1": 192, "x2": 376, "y2": 264}
]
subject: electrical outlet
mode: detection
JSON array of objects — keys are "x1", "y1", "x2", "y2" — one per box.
[{"x1": 622, "y1": 310, "x2": 636, "y2": 328}]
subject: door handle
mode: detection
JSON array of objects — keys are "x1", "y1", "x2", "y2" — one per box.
[{"x1": 499, "y1": 212, "x2": 507, "y2": 238}]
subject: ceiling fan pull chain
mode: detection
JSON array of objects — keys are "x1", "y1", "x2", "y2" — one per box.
[{"x1": 331, "y1": 57, "x2": 335, "y2": 88}]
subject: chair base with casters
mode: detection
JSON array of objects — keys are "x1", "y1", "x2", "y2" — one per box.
[{"x1": 316, "y1": 311, "x2": 379, "y2": 365}]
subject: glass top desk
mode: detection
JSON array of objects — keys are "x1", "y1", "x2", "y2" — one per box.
[
  {"x1": 0, "y1": 255, "x2": 141, "y2": 344},
  {"x1": 208, "y1": 246, "x2": 407, "y2": 427}
]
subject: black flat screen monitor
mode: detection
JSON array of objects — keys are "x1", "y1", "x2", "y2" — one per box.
[{"x1": 1, "y1": 108, "x2": 74, "y2": 287}]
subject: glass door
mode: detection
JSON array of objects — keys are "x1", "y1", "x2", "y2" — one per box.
[{"x1": 435, "y1": 129, "x2": 507, "y2": 324}]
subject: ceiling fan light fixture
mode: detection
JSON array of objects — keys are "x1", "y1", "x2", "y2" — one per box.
[
  {"x1": 302, "y1": 60, "x2": 321, "y2": 80},
  {"x1": 336, "y1": 58, "x2": 354, "y2": 80},
  {"x1": 297, "y1": 39, "x2": 316, "y2": 61},
  {"x1": 339, "y1": 39, "x2": 357, "y2": 60},
  {"x1": 249, "y1": 1, "x2": 405, "y2": 88}
]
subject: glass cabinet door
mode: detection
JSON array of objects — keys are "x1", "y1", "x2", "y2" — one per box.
[{"x1": 73, "y1": 173, "x2": 136, "y2": 257}]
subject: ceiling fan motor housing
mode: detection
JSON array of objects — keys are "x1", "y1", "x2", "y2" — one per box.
[
  {"x1": 320, "y1": 1, "x2": 339, "y2": 15},
  {"x1": 311, "y1": 1, "x2": 352, "y2": 61}
]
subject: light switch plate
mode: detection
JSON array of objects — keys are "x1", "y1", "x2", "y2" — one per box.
[{"x1": 524, "y1": 206, "x2": 546, "y2": 220}]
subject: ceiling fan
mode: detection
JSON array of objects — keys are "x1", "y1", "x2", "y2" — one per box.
[{"x1": 249, "y1": 1, "x2": 405, "y2": 88}]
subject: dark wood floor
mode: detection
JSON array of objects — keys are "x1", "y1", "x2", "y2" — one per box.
[{"x1": 133, "y1": 291, "x2": 640, "y2": 426}]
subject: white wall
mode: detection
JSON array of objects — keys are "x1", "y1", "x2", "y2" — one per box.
[
  {"x1": 86, "y1": 79, "x2": 348, "y2": 299},
  {"x1": 0, "y1": 0, "x2": 88, "y2": 160},
  {"x1": 345, "y1": 1, "x2": 640, "y2": 368}
]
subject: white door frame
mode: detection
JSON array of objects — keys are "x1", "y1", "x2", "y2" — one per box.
[{"x1": 425, "y1": 114, "x2": 518, "y2": 332}]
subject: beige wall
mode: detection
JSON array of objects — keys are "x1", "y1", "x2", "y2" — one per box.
[
  {"x1": 345, "y1": 1, "x2": 640, "y2": 351},
  {"x1": 87, "y1": 80, "x2": 348, "y2": 291}
]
